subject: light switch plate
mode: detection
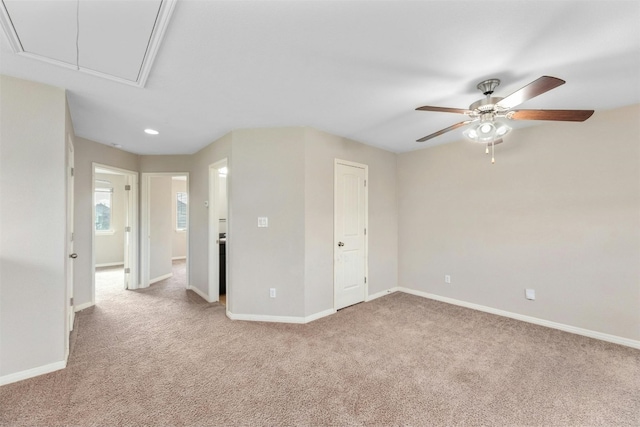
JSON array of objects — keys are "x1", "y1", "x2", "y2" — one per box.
[{"x1": 258, "y1": 217, "x2": 268, "y2": 227}]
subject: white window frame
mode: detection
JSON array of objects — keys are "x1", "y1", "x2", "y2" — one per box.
[
  {"x1": 176, "y1": 191, "x2": 188, "y2": 231},
  {"x1": 95, "y1": 187, "x2": 114, "y2": 234}
]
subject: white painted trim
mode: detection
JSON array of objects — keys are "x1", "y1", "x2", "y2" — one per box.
[
  {"x1": 149, "y1": 273, "x2": 173, "y2": 285},
  {"x1": 136, "y1": 0, "x2": 178, "y2": 88},
  {"x1": 226, "y1": 311, "x2": 306, "y2": 324},
  {"x1": 398, "y1": 288, "x2": 640, "y2": 350},
  {"x1": 0, "y1": 0, "x2": 177, "y2": 88},
  {"x1": 226, "y1": 308, "x2": 337, "y2": 324},
  {"x1": 0, "y1": 4, "x2": 22, "y2": 52},
  {"x1": 171, "y1": 256, "x2": 186, "y2": 261},
  {"x1": 95, "y1": 262, "x2": 124, "y2": 268},
  {"x1": 74, "y1": 301, "x2": 94, "y2": 312},
  {"x1": 304, "y1": 308, "x2": 336, "y2": 323},
  {"x1": 366, "y1": 287, "x2": 399, "y2": 302},
  {"x1": 0, "y1": 360, "x2": 66, "y2": 386},
  {"x1": 334, "y1": 159, "x2": 369, "y2": 311},
  {"x1": 189, "y1": 284, "x2": 213, "y2": 303}
]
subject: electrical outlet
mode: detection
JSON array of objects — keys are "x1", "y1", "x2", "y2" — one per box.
[
  {"x1": 269, "y1": 288, "x2": 276, "y2": 298},
  {"x1": 525, "y1": 289, "x2": 535, "y2": 300},
  {"x1": 258, "y1": 217, "x2": 268, "y2": 228},
  {"x1": 445, "y1": 275, "x2": 451, "y2": 284}
]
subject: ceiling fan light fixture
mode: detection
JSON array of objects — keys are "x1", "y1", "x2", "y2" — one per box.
[
  {"x1": 463, "y1": 120, "x2": 511, "y2": 143},
  {"x1": 496, "y1": 122, "x2": 511, "y2": 136},
  {"x1": 480, "y1": 123, "x2": 494, "y2": 134},
  {"x1": 466, "y1": 128, "x2": 478, "y2": 139}
]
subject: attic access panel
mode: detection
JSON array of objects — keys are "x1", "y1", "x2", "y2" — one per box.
[{"x1": 0, "y1": 0, "x2": 176, "y2": 87}]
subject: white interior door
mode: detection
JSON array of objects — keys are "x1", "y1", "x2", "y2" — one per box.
[
  {"x1": 65, "y1": 137, "x2": 75, "y2": 358},
  {"x1": 334, "y1": 160, "x2": 367, "y2": 310},
  {"x1": 123, "y1": 176, "x2": 132, "y2": 289}
]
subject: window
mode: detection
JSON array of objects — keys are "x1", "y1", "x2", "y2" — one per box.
[
  {"x1": 95, "y1": 187, "x2": 113, "y2": 231},
  {"x1": 176, "y1": 191, "x2": 188, "y2": 230}
]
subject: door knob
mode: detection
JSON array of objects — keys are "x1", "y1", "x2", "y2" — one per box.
[
  {"x1": 338, "y1": 242, "x2": 345, "y2": 247},
  {"x1": 69, "y1": 253, "x2": 78, "y2": 259}
]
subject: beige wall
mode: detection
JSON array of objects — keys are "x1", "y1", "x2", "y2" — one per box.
[
  {"x1": 171, "y1": 178, "x2": 187, "y2": 259},
  {"x1": 0, "y1": 75, "x2": 67, "y2": 377},
  {"x1": 73, "y1": 137, "x2": 139, "y2": 306},
  {"x1": 230, "y1": 128, "x2": 307, "y2": 316},
  {"x1": 139, "y1": 155, "x2": 192, "y2": 173},
  {"x1": 304, "y1": 128, "x2": 398, "y2": 316},
  {"x1": 397, "y1": 105, "x2": 640, "y2": 340},
  {"x1": 95, "y1": 173, "x2": 126, "y2": 266}
]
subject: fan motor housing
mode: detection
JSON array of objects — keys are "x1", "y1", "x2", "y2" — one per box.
[{"x1": 469, "y1": 96, "x2": 504, "y2": 113}]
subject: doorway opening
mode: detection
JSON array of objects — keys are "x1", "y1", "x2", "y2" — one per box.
[
  {"x1": 209, "y1": 159, "x2": 229, "y2": 306},
  {"x1": 92, "y1": 164, "x2": 138, "y2": 303},
  {"x1": 141, "y1": 172, "x2": 190, "y2": 290}
]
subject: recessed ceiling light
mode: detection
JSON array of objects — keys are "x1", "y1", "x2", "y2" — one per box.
[{"x1": 144, "y1": 128, "x2": 159, "y2": 135}]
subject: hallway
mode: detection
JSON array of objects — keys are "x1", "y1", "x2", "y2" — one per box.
[{"x1": 95, "y1": 260, "x2": 188, "y2": 302}]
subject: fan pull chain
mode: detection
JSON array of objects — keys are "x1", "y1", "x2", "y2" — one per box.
[
  {"x1": 486, "y1": 145, "x2": 489, "y2": 154},
  {"x1": 491, "y1": 138, "x2": 495, "y2": 164}
]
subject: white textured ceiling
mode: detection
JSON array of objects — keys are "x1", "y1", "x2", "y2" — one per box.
[{"x1": 1, "y1": 0, "x2": 639, "y2": 155}]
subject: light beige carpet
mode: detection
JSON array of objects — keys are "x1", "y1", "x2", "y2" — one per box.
[{"x1": 1, "y1": 261, "x2": 639, "y2": 426}]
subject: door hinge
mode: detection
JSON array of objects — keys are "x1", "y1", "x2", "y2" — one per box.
[
  {"x1": 364, "y1": 277, "x2": 367, "y2": 284},
  {"x1": 70, "y1": 297, "x2": 74, "y2": 306},
  {"x1": 125, "y1": 268, "x2": 131, "y2": 274},
  {"x1": 364, "y1": 228, "x2": 367, "y2": 235},
  {"x1": 125, "y1": 226, "x2": 131, "y2": 232},
  {"x1": 125, "y1": 185, "x2": 131, "y2": 191},
  {"x1": 70, "y1": 167, "x2": 74, "y2": 177},
  {"x1": 364, "y1": 179, "x2": 367, "y2": 187}
]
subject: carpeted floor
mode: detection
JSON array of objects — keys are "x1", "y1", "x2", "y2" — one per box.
[{"x1": 1, "y1": 260, "x2": 639, "y2": 426}]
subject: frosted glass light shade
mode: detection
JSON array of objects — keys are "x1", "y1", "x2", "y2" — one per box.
[{"x1": 464, "y1": 120, "x2": 511, "y2": 143}]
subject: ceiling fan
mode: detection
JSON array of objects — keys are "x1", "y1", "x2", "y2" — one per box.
[{"x1": 415, "y1": 76, "x2": 594, "y2": 150}]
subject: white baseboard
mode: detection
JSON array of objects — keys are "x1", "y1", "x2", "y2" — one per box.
[
  {"x1": 74, "y1": 301, "x2": 94, "y2": 312},
  {"x1": 305, "y1": 308, "x2": 336, "y2": 323},
  {"x1": 226, "y1": 308, "x2": 336, "y2": 324},
  {"x1": 398, "y1": 287, "x2": 640, "y2": 350},
  {"x1": 366, "y1": 287, "x2": 399, "y2": 302},
  {"x1": 95, "y1": 262, "x2": 124, "y2": 268},
  {"x1": 226, "y1": 311, "x2": 307, "y2": 324},
  {"x1": 224, "y1": 288, "x2": 403, "y2": 325},
  {"x1": 0, "y1": 360, "x2": 66, "y2": 386},
  {"x1": 149, "y1": 272, "x2": 173, "y2": 285},
  {"x1": 171, "y1": 256, "x2": 186, "y2": 261},
  {"x1": 189, "y1": 285, "x2": 215, "y2": 303}
]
